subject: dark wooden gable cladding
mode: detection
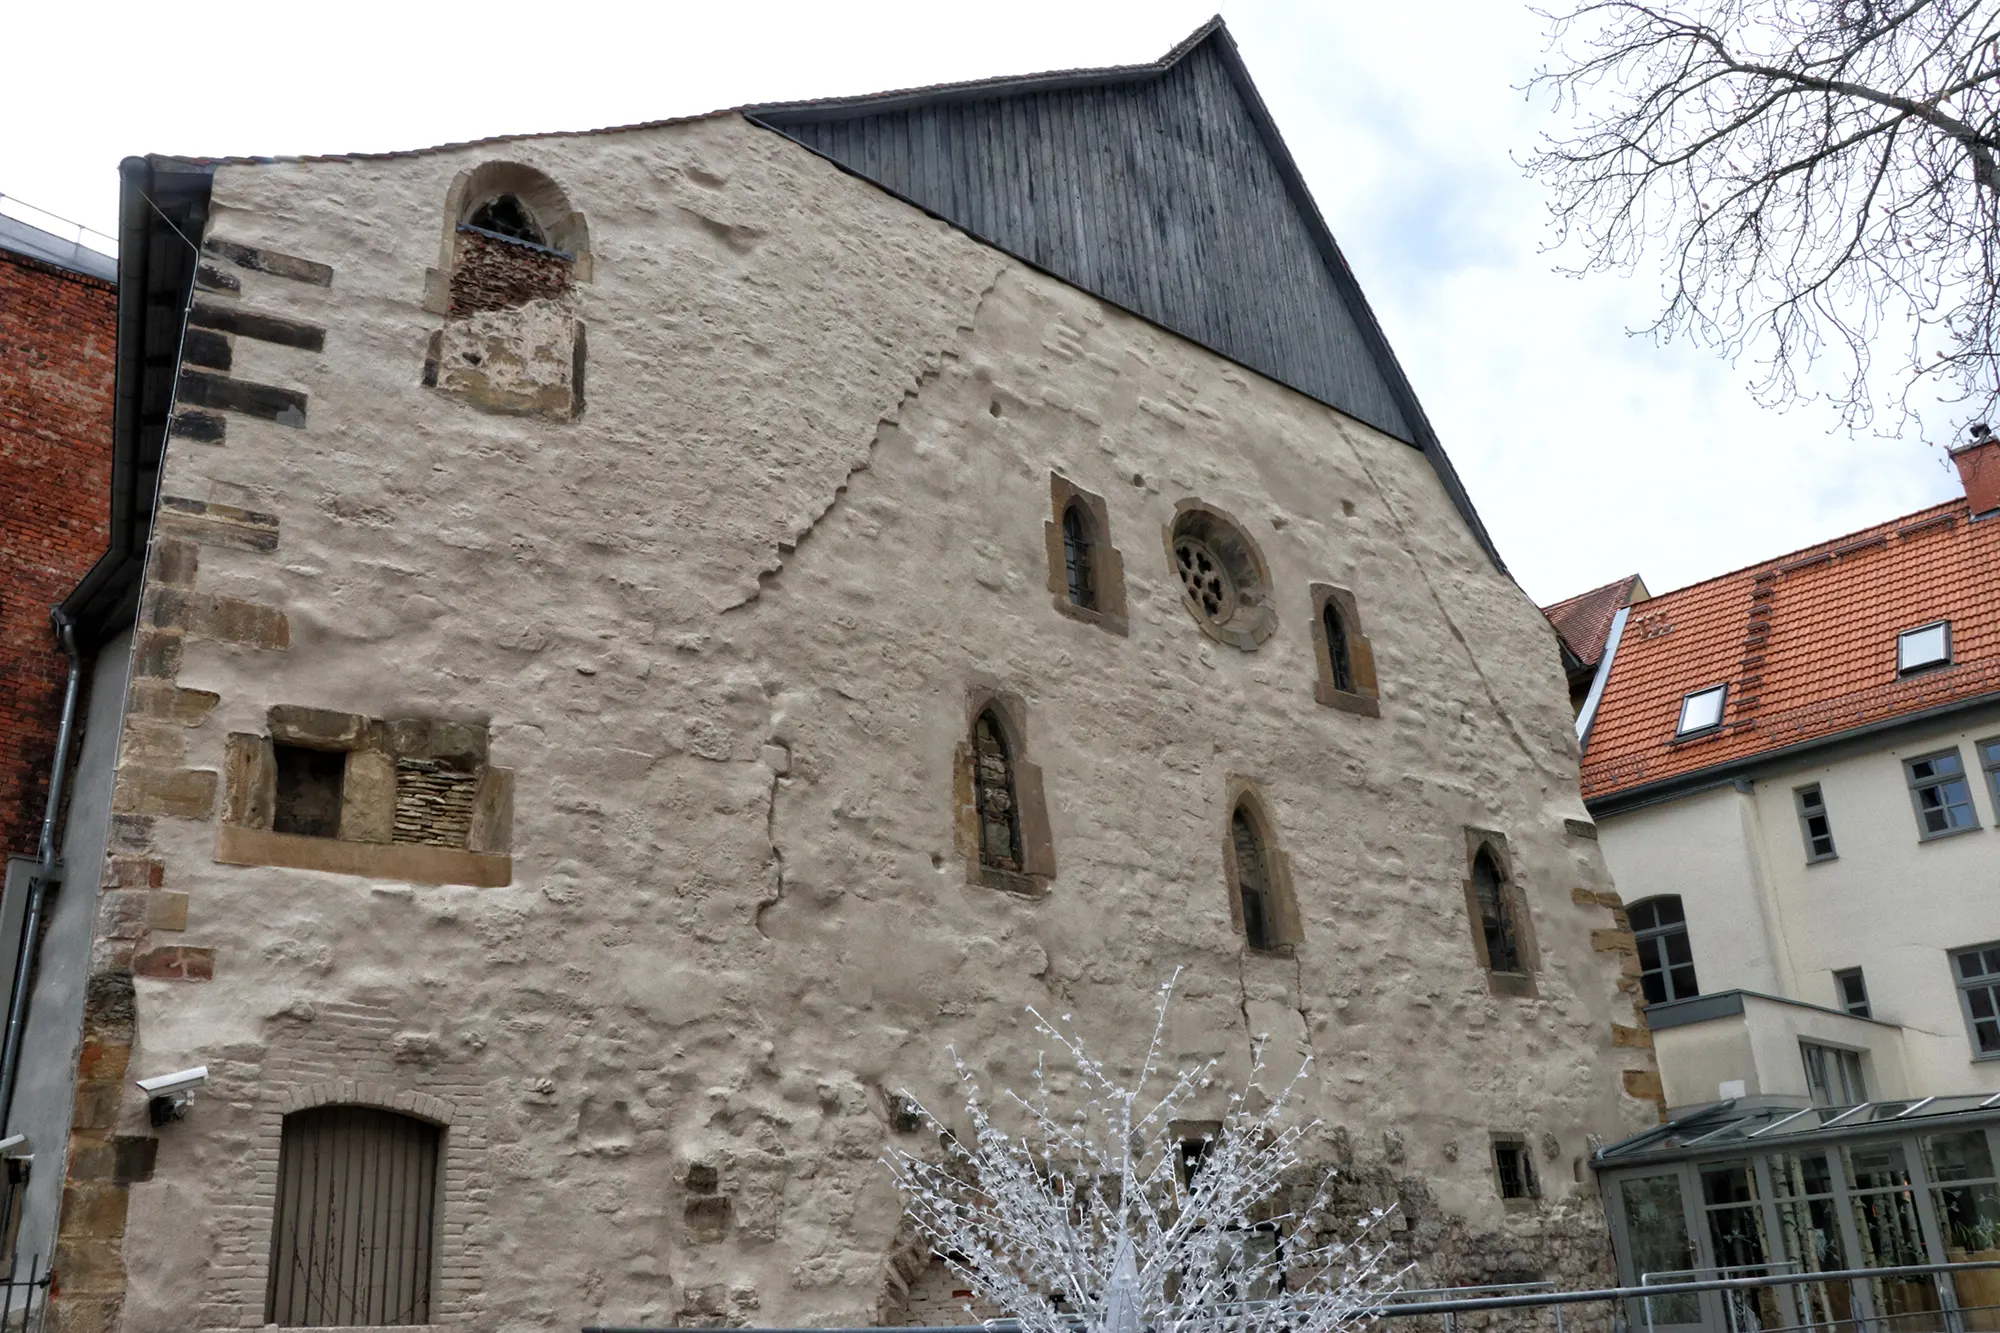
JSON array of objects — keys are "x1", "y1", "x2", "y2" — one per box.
[{"x1": 749, "y1": 21, "x2": 1506, "y2": 572}]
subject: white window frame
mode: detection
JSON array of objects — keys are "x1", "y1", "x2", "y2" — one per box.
[
  {"x1": 1898, "y1": 620, "x2": 1952, "y2": 675},
  {"x1": 1676, "y1": 684, "x2": 1727, "y2": 737},
  {"x1": 1833, "y1": 966, "x2": 1870, "y2": 1018}
]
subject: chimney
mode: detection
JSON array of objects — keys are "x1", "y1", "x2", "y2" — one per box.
[{"x1": 1953, "y1": 424, "x2": 2000, "y2": 519}]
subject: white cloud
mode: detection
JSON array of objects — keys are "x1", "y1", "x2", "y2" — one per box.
[{"x1": 3, "y1": 0, "x2": 1963, "y2": 603}]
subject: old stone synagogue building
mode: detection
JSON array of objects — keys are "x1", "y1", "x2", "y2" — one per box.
[{"x1": 12, "y1": 20, "x2": 1658, "y2": 1333}]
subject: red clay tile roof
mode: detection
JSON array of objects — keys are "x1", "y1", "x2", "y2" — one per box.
[
  {"x1": 1581, "y1": 497, "x2": 2000, "y2": 802},
  {"x1": 1544, "y1": 574, "x2": 1644, "y2": 669}
]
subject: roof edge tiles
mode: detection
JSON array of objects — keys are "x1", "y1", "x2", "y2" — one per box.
[{"x1": 1582, "y1": 493, "x2": 2000, "y2": 804}]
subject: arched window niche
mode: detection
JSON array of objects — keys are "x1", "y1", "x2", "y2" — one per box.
[
  {"x1": 421, "y1": 161, "x2": 591, "y2": 421},
  {"x1": 1309, "y1": 582, "x2": 1379, "y2": 716},
  {"x1": 1222, "y1": 783, "x2": 1302, "y2": 952},
  {"x1": 1463, "y1": 829, "x2": 1538, "y2": 997},
  {"x1": 1043, "y1": 472, "x2": 1127, "y2": 634},
  {"x1": 952, "y1": 692, "x2": 1055, "y2": 893}
]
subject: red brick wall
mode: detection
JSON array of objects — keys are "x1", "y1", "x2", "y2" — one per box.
[{"x1": 0, "y1": 251, "x2": 115, "y2": 858}]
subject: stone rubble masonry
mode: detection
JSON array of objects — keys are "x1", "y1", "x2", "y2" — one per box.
[
  {"x1": 0, "y1": 247, "x2": 113, "y2": 860},
  {"x1": 61, "y1": 112, "x2": 1660, "y2": 1333}
]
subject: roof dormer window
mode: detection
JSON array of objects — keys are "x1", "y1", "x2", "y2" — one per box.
[
  {"x1": 1676, "y1": 684, "x2": 1727, "y2": 737},
  {"x1": 1898, "y1": 621, "x2": 1952, "y2": 675}
]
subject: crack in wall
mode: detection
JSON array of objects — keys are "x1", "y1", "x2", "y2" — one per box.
[
  {"x1": 1341, "y1": 436, "x2": 1568, "y2": 782},
  {"x1": 753, "y1": 756, "x2": 788, "y2": 939},
  {"x1": 723, "y1": 265, "x2": 1007, "y2": 614}
]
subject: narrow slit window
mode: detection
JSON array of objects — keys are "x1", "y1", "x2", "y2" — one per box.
[
  {"x1": 1232, "y1": 807, "x2": 1276, "y2": 952},
  {"x1": 1473, "y1": 848, "x2": 1522, "y2": 974},
  {"x1": 1629, "y1": 896, "x2": 1699, "y2": 1005},
  {"x1": 272, "y1": 745, "x2": 345, "y2": 839},
  {"x1": 1061, "y1": 502, "x2": 1095, "y2": 609},
  {"x1": 1324, "y1": 603, "x2": 1354, "y2": 694},
  {"x1": 1795, "y1": 785, "x2": 1837, "y2": 862},
  {"x1": 972, "y1": 712, "x2": 1021, "y2": 872},
  {"x1": 1907, "y1": 750, "x2": 1979, "y2": 838},
  {"x1": 1834, "y1": 967, "x2": 1871, "y2": 1018},
  {"x1": 1676, "y1": 685, "x2": 1727, "y2": 737},
  {"x1": 1898, "y1": 621, "x2": 1952, "y2": 675}
]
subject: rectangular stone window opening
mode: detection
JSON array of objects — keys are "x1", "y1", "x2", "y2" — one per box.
[
  {"x1": 1043, "y1": 474, "x2": 1128, "y2": 635},
  {"x1": 1835, "y1": 967, "x2": 1871, "y2": 1018},
  {"x1": 1795, "y1": 784, "x2": 1837, "y2": 862},
  {"x1": 272, "y1": 745, "x2": 345, "y2": 838},
  {"x1": 1907, "y1": 749, "x2": 1980, "y2": 839},
  {"x1": 1310, "y1": 583, "x2": 1379, "y2": 717},
  {"x1": 219, "y1": 708, "x2": 514, "y2": 887},
  {"x1": 1493, "y1": 1137, "x2": 1539, "y2": 1200}
]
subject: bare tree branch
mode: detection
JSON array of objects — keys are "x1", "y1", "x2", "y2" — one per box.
[{"x1": 1523, "y1": 0, "x2": 2000, "y2": 432}]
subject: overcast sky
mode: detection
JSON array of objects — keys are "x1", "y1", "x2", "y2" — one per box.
[{"x1": 2, "y1": 0, "x2": 1966, "y2": 605}]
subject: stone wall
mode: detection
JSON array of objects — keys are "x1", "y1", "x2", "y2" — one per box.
[{"x1": 56, "y1": 111, "x2": 1655, "y2": 1333}]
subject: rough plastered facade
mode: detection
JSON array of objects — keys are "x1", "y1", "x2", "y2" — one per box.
[{"x1": 53, "y1": 104, "x2": 1657, "y2": 1333}]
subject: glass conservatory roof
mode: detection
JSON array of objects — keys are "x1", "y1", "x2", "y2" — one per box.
[{"x1": 1596, "y1": 1093, "x2": 2000, "y2": 1165}]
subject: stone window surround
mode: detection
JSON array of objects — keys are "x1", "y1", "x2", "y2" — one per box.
[
  {"x1": 1163, "y1": 500, "x2": 1278, "y2": 651},
  {"x1": 422, "y1": 160, "x2": 593, "y2": 316},
  {"x1": 951, "y1": 689, "x2": 1055, "y2": 895},
  {"x1": 1043, "y1": 472, "x2": 1128, "y2": 635},
  {"x1": 254, "y1": 1081, "x2": 469, "y2": 1333},
  {"x1": 1491, "y1": 1132, "x2": 1541, "y2": 1205},
  {"x1": 217, "y1": 706, "x2": 513, "y2": 888},
  {"x1": 1462, "y1": 828, "x2": 1539, "y2": 998},
  {"x1": 1309, "y1": 582, "x2": 1379, "y2": 717},
  {"x1": 1221, "y1": 777, "x2": 1303, "y2": 952}
]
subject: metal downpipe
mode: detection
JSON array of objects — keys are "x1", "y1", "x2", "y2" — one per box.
[{"x1": 0, "y1": 612, "x2": 84, "y2": 1133}]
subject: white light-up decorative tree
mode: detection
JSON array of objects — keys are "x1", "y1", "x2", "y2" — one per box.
[{"x1": 887, "y1": 979, "x2": 1401, "y2": 1333}]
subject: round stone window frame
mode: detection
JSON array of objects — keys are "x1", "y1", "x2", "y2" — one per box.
[{"x1": 1162, "y1": 500, "x2": 1278, "y2": 650}]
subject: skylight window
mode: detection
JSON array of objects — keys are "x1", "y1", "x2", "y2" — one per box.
[
  {"x1": 1676, "y1": 685, "x2": 1727, "y2": 736},
  {"x1": 1898, "y1": 621, "x2": 1952, "y2": 675}
]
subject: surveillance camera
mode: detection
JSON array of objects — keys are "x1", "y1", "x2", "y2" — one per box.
[
  {"x1": 136, "y1": 1066, "x2": 207, "y2": 1126},
  {"x1": 134, "y1": 1067, "x2": 207, "y2": 1098}
]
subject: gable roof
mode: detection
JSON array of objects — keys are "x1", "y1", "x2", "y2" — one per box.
[
  {"x1": 1580, "y1": 497, "x2": 2000, "y2": 810},
  {"x1": 1544, "y1": 574, "x2": 1646, "y2": 672},
  {"x1": 746, "y1": 18, "x2": 1505, "y2": 572}
]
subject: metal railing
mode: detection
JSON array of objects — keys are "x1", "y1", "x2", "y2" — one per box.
[{"x1": 587, "y1": 1258, "x2": 2000, "y2": 1333}]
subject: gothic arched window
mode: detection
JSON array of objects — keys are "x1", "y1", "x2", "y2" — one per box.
[
  {"x1": 1232, "y1": 805, "x2": 1277, "y2": 951},
  {"x1": 1062, "y1": 501, "x2": 1096, "y2": 610},
  {"x1": 1473, "y1": 847, "x2": 1522, "y2": 974},
  {"x1": 973, "y1": 711, "x2": 1021, "y2": 872}
]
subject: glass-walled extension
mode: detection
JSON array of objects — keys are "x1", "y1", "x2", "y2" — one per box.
[{"x1": 1598, "y1": 1097, "x2": 2000, "y2": 1333}]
